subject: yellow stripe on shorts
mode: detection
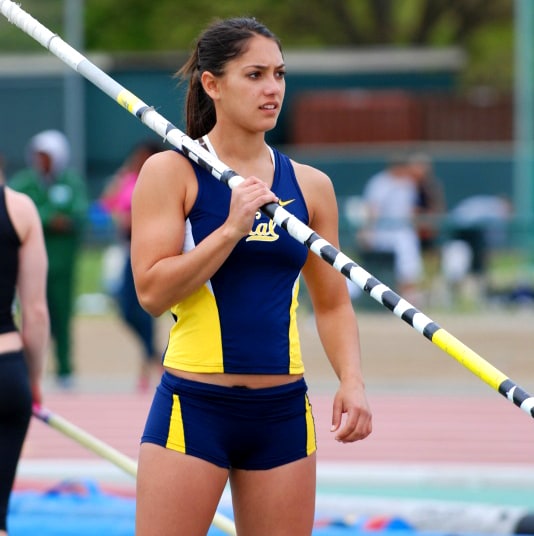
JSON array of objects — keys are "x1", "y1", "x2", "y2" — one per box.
[
  {"x1": 305, "y1": 395, "x2": 316, "y2": 455},
  {"x1": 166, "y1": 394, "x2": 186, "y2": 453}
]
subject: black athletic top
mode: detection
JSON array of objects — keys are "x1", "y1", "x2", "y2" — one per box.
[{"x1": 0, "y1": 185, "x2": 20, "y2": 334}]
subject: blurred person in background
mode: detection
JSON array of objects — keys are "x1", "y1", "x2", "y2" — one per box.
[
  {"x1": 0, "y1": 180, "x2": 49, "y2": 536},
  {"x1": 409, "y1": 152, "x2": 446, "y2": 254},
  {"x1": 100, "y1": 140, "x2": 164, "y2": 392},
  {"x1": 448, "y1": 194, "x2": 513, "y2": 303},
  {"x1": 9, "y1": 130, "x2": 88, "y2": 388},
  {"x1": 409, "y1": 152, "x2": 447, "y2": 303},
  {"x1": 358, "y1": 154, "x2": 423, "y2": 304}
]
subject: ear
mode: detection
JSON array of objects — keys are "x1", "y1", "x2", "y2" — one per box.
[{"x1": 201, "y1": 71, "x2": 220, "y2": 101}]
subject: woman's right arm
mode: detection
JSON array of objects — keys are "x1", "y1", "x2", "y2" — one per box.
[
  {"x1": 131, "y1": 150, "x2": 276, "y2": 317},
  {"x1": 9, "y1": 189, "x2": 49, "y2": 406}
]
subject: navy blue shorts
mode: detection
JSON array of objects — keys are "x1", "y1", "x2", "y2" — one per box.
[{"x1": 141, "y1": 372, "x2": 316, "y2": 470}]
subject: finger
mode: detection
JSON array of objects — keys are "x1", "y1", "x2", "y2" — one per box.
[
  {"x1": 335, "y1": 409, "x2": 371, "y2": 443},
  {"x1": 334, "y1": 409, "x2": 358, "y2": 442},
  {"x1": 330, "y1": 397, "x2": 343, "y2": 432}
]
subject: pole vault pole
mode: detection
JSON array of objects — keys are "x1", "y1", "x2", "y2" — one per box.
[
  {"x1": 32, "y1": 406, "x2": 238, "y2": 535},
  {"x1": 2, "y1": 0, "x2": 533, "y2": 420},
  {"x1": 32, "y1": 405, "x2": 139, "y2": 478}
]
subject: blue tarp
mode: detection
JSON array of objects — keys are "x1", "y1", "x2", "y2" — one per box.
[
  {"x1": 8, "y1": 481, "x2": 415, "y2": 536},
  {"x1": 9, "y1": 479, "x2": 520, "y2": 536},
  {"x1": 9, "y1": 480, "x2": 135, "y2": 536}
]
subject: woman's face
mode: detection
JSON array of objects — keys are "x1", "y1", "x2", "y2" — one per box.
[{"x1": 208, "y1": 34, "x2": 286, "y2": 134}]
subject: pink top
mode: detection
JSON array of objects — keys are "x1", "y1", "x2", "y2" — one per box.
[{"x1": 100, "y1": 171, "x2": 137, "y2": 216}]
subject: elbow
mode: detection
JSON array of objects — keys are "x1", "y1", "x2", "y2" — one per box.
[
  {"x1": 133, "y1": 267, "x2": 169, "y2": 317},
  {"x1": 31, "y1": 302, "x2": 50, "y2": 325},
  {"x1": 22, "y1": 303, "x2": 50, "y2": 334},
  {"x1": 136, "y1": 288, "x2": 167, "y2": 318},
  {"x1": 142, "y1": 302, "x2": 166, "y2": 318}
]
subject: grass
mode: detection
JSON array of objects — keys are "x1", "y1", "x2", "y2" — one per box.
[
  {"x1": 75, "y1": 246, "x2": 107, "y2": 297},
  {"x1": 488, "y1": 249, "x2": 534, "y2": 287}
]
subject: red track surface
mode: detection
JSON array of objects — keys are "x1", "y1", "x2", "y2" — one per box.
[{"x1": 21, "y1": 389, "x2": 534, "y2": 466}]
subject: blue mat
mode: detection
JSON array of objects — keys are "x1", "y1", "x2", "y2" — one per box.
[
  {"x1": 9, "y1": 479, "x2": 519, "y2": 536},
  {"x1": 9, "y1": 480, "x2": 134, "y2": 536}
]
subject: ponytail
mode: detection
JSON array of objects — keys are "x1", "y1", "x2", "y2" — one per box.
[{"x1": 176, "y1": 45, "x2": 216, "y2": 140}]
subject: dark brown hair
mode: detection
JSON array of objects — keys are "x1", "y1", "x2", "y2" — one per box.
[{"x1": 176, "y1": 17, "x2": 282, "y2": 140}]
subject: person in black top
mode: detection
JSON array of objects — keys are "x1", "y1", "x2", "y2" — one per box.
[{"x1": 0, "y1": 183, "x2": 49, "y2": 536}]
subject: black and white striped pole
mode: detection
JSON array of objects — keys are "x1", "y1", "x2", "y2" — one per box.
[{"x1": 2, "y1": 0, "x2": 533, "y2": 420}]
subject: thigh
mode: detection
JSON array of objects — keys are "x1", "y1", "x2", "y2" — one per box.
[
  {"x1": 229, "y1": 453, "x2": 316, "y2": 536},
  {"x1": 0, "y1": 352, "x2": 32, "y2": 530},
  {"x1": 136, "y1": 443, "x2": 229, "y2": 536}
]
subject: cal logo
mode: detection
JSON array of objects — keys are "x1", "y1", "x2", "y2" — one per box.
[{"x1": 246, "y1": 198, "x2": 295, "y2": 242}]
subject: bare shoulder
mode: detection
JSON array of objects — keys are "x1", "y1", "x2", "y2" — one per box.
[
  {"x1": 4, "y1": 187, "x2": 41, "y2": 240},
  {"x1": 291, "y1": 160, "x2": 331, "y2": 186},
  {"x1": 5, "y1": 187, "x2": 39, "y2": 219},
  {"x1": 134, "y1": 149, "x2": 197, "y2": 205},
  {"x1": 137, "y1": 149, "x2": 194, "y2": 186},
  {"x1": 290, "y1": 159, "x2": 337, "y2": 214}
]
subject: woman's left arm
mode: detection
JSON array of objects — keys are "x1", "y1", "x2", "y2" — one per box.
[{"x1": 297, "y1": 162, "x2": 372, "y2": 443}]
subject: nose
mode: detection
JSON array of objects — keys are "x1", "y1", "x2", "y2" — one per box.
[{"x1": 264, "y1": 73, "x2": 283, "y2": 95}]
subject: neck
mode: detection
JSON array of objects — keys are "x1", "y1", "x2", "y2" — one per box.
[
  {"x1": 207, "y1": 125, "x2": 268, "y2": 164},
  {"x1": 205, "y1": 128, "x2": 274, "y2": 185}
]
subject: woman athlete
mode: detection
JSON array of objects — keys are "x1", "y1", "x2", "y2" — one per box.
[{"x1": 132, "y1": 17, "x2": 372, "y2": 536}]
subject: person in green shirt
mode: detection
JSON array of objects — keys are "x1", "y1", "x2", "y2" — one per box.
[{"x1": 9, "y1": 130, "x2": 88, "y2": 387}]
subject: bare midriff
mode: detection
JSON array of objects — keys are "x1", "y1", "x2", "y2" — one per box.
[
  {"x1": 0, "y1": 332, "x2": 23, "y2": 354},
  {"x1": 165, "y1": 367, "x2": 303, "y2": 389}
]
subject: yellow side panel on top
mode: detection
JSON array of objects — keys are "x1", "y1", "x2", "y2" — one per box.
[
  {"x1": 164, "y1": 284, "x2": 224, "y2": 373},
  {"x1": 289, "y1": 278, "x2": 305, "y2": 374}
]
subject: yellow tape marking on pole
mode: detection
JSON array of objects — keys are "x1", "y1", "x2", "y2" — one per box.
[
  {"x1": 431, "y1": 328, "x2": 509, "y2": 391},
  {"x1": 117, "y1": 89, "x2": 142, "y2": 113}
]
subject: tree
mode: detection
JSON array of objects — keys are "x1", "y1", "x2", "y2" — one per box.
[{"x1": 0, "y1": 0, "x2": 514, "y2": 90}]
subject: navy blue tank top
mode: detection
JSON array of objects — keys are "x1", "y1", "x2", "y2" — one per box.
[
  {"x1": 164, "y1": 147, "x2": 310, "y2": 374},
  {"x1": 0, "y1": 186, "x2": 20, "y2": 333}
]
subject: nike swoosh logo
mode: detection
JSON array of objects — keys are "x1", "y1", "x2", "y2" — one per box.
[{"x1": 278, "y1": 198, "x2": 295, "y2": 207}]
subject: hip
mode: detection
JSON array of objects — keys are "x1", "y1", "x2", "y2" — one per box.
[{"x1": 0, "y1": 331, "x2": 23, "y2": 355}]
